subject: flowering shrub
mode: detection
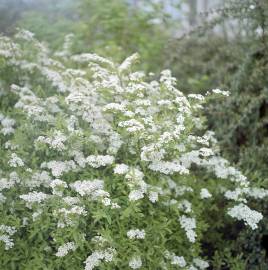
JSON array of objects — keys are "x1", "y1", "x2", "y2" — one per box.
[{"x1": 0, "y1": 30, "x2": 267, "y2": 269}]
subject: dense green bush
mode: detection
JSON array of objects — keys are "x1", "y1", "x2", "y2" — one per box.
[
  {"x1": 165, "y1": 0, "x2": 268, "y2": 268},
  {"x1": 1, "y1": 31, "x2": 267, "y2": 269}
]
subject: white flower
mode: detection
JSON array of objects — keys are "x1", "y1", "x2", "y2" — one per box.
[
  {"x1": 71, "y1": 179, "x2": 104, "y2": 196},
  {"x1": 199, "y1": 147, "x2": 214, "y2": 157},
  {"x1": 0, "y1": 234, "x2": 15, "y2": 250},
  {"x1": 148, "y1": 191, "x2": 158, "y2": 203},
  {"x1": 0, "y1": 225, "x2": 16, "y2": 235},
  {"x1": 178, "y1": 200, "x2": 192, "y2": 213},
  {"x1": 129, "y1": 190, "x2": 144, "y2": 201},
  {"x1": 200, "y1": 188, "x2": 212, "y2": 199},
  {"x1": 149, "y1": 160, "x2": 189, "y2": 175},
  {"x1": 193, "y1": 258, "x2": 209, "y2": 269},
  {"x1": 179, "y1": 215, "x2": 197, "y2": 243},
  {"x1": 15, "y1": 29, "x2": 35, "y2": 41},
  {"x1": 84, "y1": 248, "x2": 116, "y2": 270},
  {"x1": 164, "y1": 251, "x2": 186, "y2": 267},
  {"x1": 86, "y1": 155, "x2": 114, "y2": 168},
  {"x1": 211, "y1": 88, "x2": 230, "y2": 96},
  {"x1": 129, "y1": 256, "x2": 142, "y2": 269},
  {"x1": 119, "y1": 53, "x2": 139, "y2": 73},
  {"x1": 0, "y1": 225, "x2": 16, "y2": 250},
  {"x1": 20, "y1": 191, "x2": 48, "y2": 204},
  {"x1": 171, "y1": 255, "x2": 186, "y2": 267},
  {"x1": 45, "y1": 160, "x2": 76, "y2": 177},
  {"x1": 227, "y1": 203, "x2": 263, "y2": 230},
  {"x1": 103, "y1": 103, "x2": 126, "y2": 112},
  {"x1": 8, "y1": 153, "x2": 24, "y2": 167},
  {"x1": 50, "y1": 179, "x2": 68, "y2": 195},
  {"x1": 245, "y1": 187, "x2": 268, "y2": 199},
  {"x1": 36, "y1": 131, "x2": 67, "y2": 151},
  {"x1": 1, "y1": 116, "x2": 16, "y2": 135},
  {"x1": 114, "y1": 164, "x2": 129, "y2": 175},
  {"x1": 118, "y1": 119, "x2": 144, "y2": 133},
  {"x1": 188, "y1": 94, "x2": 204, "y2": 101},
  {"x1": 55, "y1": 242, "x2": 76, "y2": 257},
  {"x1": 50, "y1": 179, "x2": 67, "y2": 188},
  {"x1": 127, "y1": 229, "x2": 145, "y2": 239}
]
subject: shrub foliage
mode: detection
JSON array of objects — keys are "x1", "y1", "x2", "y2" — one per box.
[{"x1": 0, "y1": 30, "x2": 267, "y2": 269}]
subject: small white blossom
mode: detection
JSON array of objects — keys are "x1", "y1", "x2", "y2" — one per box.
[
  {"x1": 178, "y1": 200, "x2": 192, "y2": 213},
  {"x1": 20, "y1": 191, "x2": 48, "y2": 205},
  {"x1": 127, "y1": 229, "x2": 145, "y2": 239},
  {"x1": 129, "y1": 256, "x2": 142, "y2": 269},
  {"x1": 129, "y1": 189, "x2": 144, "y2": 201},
  {"x1": 8, "y1": 153, "x2": 24, "y2": 167},
  {"x1": 193, "y1": 258, "x2": 209, "y2": 269},
  {"x1": 84, "y1": 248, "x2": 116, "y2": 270},
  {"x1": 148, "y1": 191, "x2": 158, "y2": 203},
  {"x1": 179, "y1": 215, "x2": 197, "y2": 243},
  {"x1": 227, "y1": 203, "x2": 263, "y2": 230},
  {"x1": 0, "y1": 225, "x2": 16, "y2": 250},
  {"x1": 200, "y1": 188, "x2": 212, "y2": 199},
  {"x1": 113, "y1": 164, "x2": 129, "y2": 175},
  {"x1": 86, "y1": 155, "x2": 114, "y2": 168},
  {"x1": 171, "y1": 256, "x2": 186, "y2": 267},
  {"x1": 36, "y1": 131, "x2": 67, "y2": 151},
  {"x1": 55, "y1": 242, "x2": 76, "y2": 257},
  {"x1": 211, "y1": 88, "x2": 230, "y2": 96}
]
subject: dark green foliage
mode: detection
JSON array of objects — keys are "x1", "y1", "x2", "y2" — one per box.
[{"x1": 166, "y1": 0, "x2": 268, "y2": 268}]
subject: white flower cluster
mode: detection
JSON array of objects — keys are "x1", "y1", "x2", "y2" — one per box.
[
  {"x1": 148, "y1": 190, "x2": 159, "y2": 203},
  {"x1": 72, "y1": 53, "x2": 114, "y2": 67},
  {"x1": 127, "y1": 229, "x2": 146, "y2": 239},
  {"x1": 0, "y1": 225, "x2": 16, "y2": 250},
  {"x1": 27, "y1": 171, "x2": 52, "y2": 188},
  {"x1": 55, "y1": 205, "x2": 87, "y2": 228},
  {"x1": 193, "y1": 258, "x2": 209, "y2": 269},
  {"x1": 71, "y1": 179, "x2": 119, "y2": 208},
  {"x1": 200, "y1": 188, "x2": 212, "y2": 199},
  {"x1": 84, "y1": 248, "x2": 116, "y2": 270},
  {"x1": 0, "y1": 115, "x2": 16, "y2": 135},
  {"x1": 118, "y1": 119, "x2": 145, "y2": 133},
  {"x1": 178, "y1": 200, "x2": 192, "y2": 213},
  {"x1": 227, "y1": 203, "x2": 263, "y2": 230},
  {"x1": 125, "y1": 168, "x2": 148, "y2": 201},
  {"x1": 141, "y1": 144, "x2": 166, "y2": 162},
  {"x1": 129, "y1": 256, "x2": 142, "y2": 269},
  {"x1": 55, "y1": 241, "x2": 77, "y2": 257},
  {"x1": 15, "y1": 29, "x2": 35, "y2": 41},
  {"x1": 179, "y1": 215, "x2": 197, "y2": 243},
  {"x1": 8, "y1": 153, "x2": 24, "y2": 167},
  {"x1": 118, "y1": 53, "x2": 139, "y2": 74},
  {"x1": 0, "y1": 36, "x2": 21, "y2": 58},
  {"x1": 71, "y1": 179, "x2": 104, "y2": 197},
  {"x1": 50, "y1": 179, "x2": 68, "y2": 196},
  {"x1": 36, "y1": 131, "x2": 67, "y2": 151},
  {"x1": 211, "y1": 88, "x2": 230, "y2": 96},
  {"x1": 164, "y1": 251, "x2": 187, "y2": 267},
  {"x1": 148, "y1": 160, "x2": 189, "y2": 175},
  {"x1": 225, "y1": 186, "x2": 268, "y2": 202},
  {"x1": 113, "y1": 164, "x2": 129, "y2": 175},
  {"x1": 0, "y1": 172, "x2": 20, "y2": 193},
  {"x1": 1, "y1": 33, "x2": 267, "y2": 269},
  {"x1": 86, "y1": 155, "x2": 114, "y2": 168},
  {"x1": 20, "y1": 191, "x2": 48, "y2": 207},
  {"x1": 42, "y1": 160, "x2": 77, "y2": 177}
]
